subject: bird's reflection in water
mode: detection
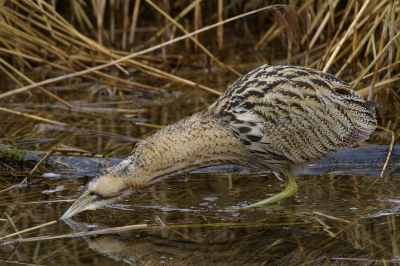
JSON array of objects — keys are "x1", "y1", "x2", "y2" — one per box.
[{"x1": 61, "y1": 212, "x2": 400, "y2": 266}]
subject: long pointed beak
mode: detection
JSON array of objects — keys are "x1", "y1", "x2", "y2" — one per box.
[{"x1": 61, "y1": 192, "x2": 97, "y2": 219}]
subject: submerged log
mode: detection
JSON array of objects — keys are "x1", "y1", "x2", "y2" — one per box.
[{"x1": 0, "y1": 145, "x2": 399, "y2": 178}]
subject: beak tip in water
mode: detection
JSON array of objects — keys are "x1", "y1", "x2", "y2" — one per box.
[
  {"x1": 61, "y1": 193, "x2": 98, "y2": 219},
  {"x1": 60, "y1": 205, "x2": 77, "y2": 219}
]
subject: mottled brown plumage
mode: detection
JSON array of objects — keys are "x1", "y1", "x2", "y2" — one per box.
[{"x1": 62, "y1": 65, "x2": 377, "y2": 218}]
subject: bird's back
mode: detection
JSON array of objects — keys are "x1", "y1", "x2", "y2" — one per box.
[{"x1": 207, "y1": 65, "x2": 377, "y2": 171}]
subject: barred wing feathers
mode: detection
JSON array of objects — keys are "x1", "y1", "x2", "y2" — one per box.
[{"x1": 208, "y1": 65, "x2": 377, "y2": 170}]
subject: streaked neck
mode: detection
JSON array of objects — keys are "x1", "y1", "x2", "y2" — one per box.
[{"x1": 109, "y1": 111, "x2": 256, "y2": 188}]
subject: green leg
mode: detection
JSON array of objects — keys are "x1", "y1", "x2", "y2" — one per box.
[{"x1": 243, "y1": 172, "x2": 298, "y2": 209}]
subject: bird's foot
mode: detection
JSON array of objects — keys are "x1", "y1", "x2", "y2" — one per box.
[{"x1": 240, "y1": 172, "x2": 298, "y2": 209}]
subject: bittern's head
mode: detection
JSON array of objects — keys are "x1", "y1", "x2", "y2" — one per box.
[{"x1": 61, "y1": 173, "x2": 132, "y2": 219}]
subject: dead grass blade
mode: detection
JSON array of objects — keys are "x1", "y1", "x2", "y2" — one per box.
[
  {"x1": 1, "y1": 4, "x2": 299, "y2": 97},
  {"x1": 144, "y1": 0, "x2": 241, "y2": 77},
  {"x1": 3, "y1": 213, "x2": 22, "y2": 239},
  {"x1": 0, "y1": 220, "x2": 57, "y2": 241},
  {"x1": 323, "y1": 0, "x2": 371, "y2": 72},
  {"x1": 352, "y1": 30, "x2": 400, "y2": 89},
  {"x1": 0, "y1": 106, "x2": 66, "y2": 126},
  {"x1": 368, "y1": 126, "x2": 395, "y2": 188},
  {"x1": 0, "y1": 57, "x2": 72, "y2": 108},
  {"x1": 4, "y1": 223, "x2": 153, "y2": 243}
]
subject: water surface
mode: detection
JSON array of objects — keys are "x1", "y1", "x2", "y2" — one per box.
[
  {"x1": 1, "y1": 50, "x2": 399, "y2": 266},
  {"x1": 2, "y1": 167, "x2": 400, "y2": 265}
]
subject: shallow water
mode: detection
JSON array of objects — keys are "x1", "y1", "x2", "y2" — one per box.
[
  {"x1": 1, "y1": 47, "x2": 399, "y2": 265},
  {"x1": 1, "y1": 167, "x2": 400, "y2": 265}
]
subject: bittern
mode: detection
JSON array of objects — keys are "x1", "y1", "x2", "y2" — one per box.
[{"x1": 61, "y1": 65, "x2": 377, "y2": 219}]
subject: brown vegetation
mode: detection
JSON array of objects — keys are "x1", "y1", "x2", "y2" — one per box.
[{"x1": 0, "y1": 2, "x2": 398, "y2": 99}]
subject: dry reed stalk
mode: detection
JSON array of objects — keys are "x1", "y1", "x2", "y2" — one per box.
[
  {"x1": 0, "y1": 0, "x2": 222, "y2": 96},
  {"x1": 0, "y1": 64, "x2": 32, "y2": 98},
  {"x1": 378, "y1": 127, "x2": 395, "y2": 178},
  {"x1": 3, "y1": 213, "x2": 22, "y2": 239},
  {"x1": 387, "y1": 0, "x2": 395, "y2": 78},
  {"x1": 328, "y1": 43, "x2": 354, "y2": 67},
  {"x1": 256, "y1": 1, "x2": 311, "y2": 49},
  {"x1": 0, "y1": 1, "x2": 398, "y2": 121},
  {"x1": 301, "y1": 1, "x2": 329, "y2": 45},
  {"x1": 353, "y1": 30, "x2": 400, "y2": 89},
  {"x1": 100, "y1": 0, "x2": 107, "y2": 44},
  {"x1": 159, "y1": 219, "x2": 204, "y2": 245},
  {"x1": 121, "y1": 0, "x2": 129, "y2": 50},
  {"x1": 137, "y1": 0, "x2": 202, "y2": 50},
  {"x1": 309, "y1": 0, "x2": 339, "y2": 50},
  {"x1": 356, "y1": 75, "x2": 400, "y2": 98},
  {"x1": 109, "y1": 0, "x2": 115, "y2": 44},
  {"x1": 335, "y1": 8, "x2": 388, "y2": 77},
  {"x1": 144, "y1": 0, "x2": 241, "y2": 76},
  {"x1": 38, "y1": 124, "x2": 141, "y2": 142},
  {"x1": 0, "y1": 3, "x2": 103, "y2": 70},
  {"x1": 0, "y1": 107, "x2": 66, "y2": 126},
  {"x1": 319, "y1": 0, "x2": 355, "y2": 70},
  {"x1": 194, "y1": 1, "x2": 201, "y2": 53},
  {"x1": 184, "y1": 18, "x2": 191, "y2": 53},
  {"x1": 255, "y1": 23, "x2": 278, "y2": 49},
  {"x1": 22, "y1": 145, "x2": 57, "y2": 188},
  {"x1": 0, "y1": 13, "x2": 74, "y2": 67},
  {"x1": 5, "y1": 223, "x2": 152, "y2": 243},
  {"x1": 369, "y1": 126, "x2": 395, "y2": 188},
  {"x1": 71, "y1": 0, "x2": 90, "y2": 31},
  {"x1": 132, "y1": 122, "x2": 165, "y2": 129},
  {"x1": 131, "y1": 59, "x2": 222, "y2": 95},
  {"x1": 354, "y1": 60, "x2": 400, "y2": 81},
  {"x1": 0, "y1": 47, "x2": 75, "y2": 73},
  {"x1": 368, "y1": 3, "x2": 391, "y2": 100},
  {"x1": 88, "y1": 73, "x2": 161, "y2": 92},
  {"x1": 0, "y1": 57, "x2": 73, "y2": 108},
  {"x1": 4, "y1": 5, "x2": 291, "y2": 97},
  {"x1": 129, "y1": 0, "x2": 141, "y2": 49},
  {"x1": 0, "y1": 220, "x2": 57, "y2": 241},
  {"x1": 247, "y1": 239, "x2": 284, "y2": 264},
  {"x1": 352, "y1": 1, "x2": 359, "y2": 73},
  {"x1": 217, "y1": 0, "x2": 224, "y2": 55},
  {"x1": 1, "y1": 49, "x2": 132, "y2": 95}
]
